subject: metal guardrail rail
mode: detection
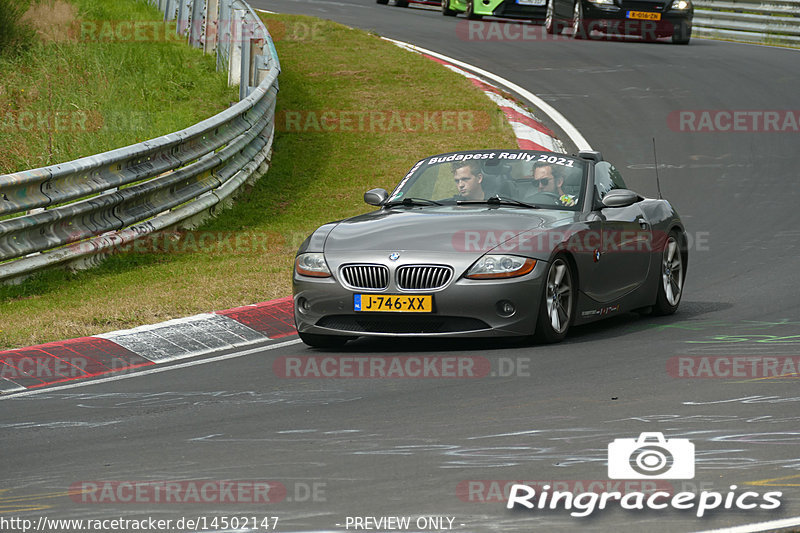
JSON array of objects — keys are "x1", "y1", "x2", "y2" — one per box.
[
  {"x1": 0, "y1": 0, "x2": 279, "y2": 284},
  {"x1": 693, "y1": 0, "x2": 800, "y2": 46}
]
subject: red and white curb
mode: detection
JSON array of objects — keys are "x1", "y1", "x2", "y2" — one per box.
[{"x1": 0, "y1": 297, "x2": 296, "y2": 394}]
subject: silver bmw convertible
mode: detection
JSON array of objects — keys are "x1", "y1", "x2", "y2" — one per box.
[{"x1": 293, "y1": 149, "x2": 687, "y2": 347}]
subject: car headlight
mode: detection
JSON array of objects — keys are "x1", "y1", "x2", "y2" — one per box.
[
  {"x1": 295, "y1": 253, "x2": 331, "y2": 278},
  {"x1": 670, "y1": 0, "x2": 691, "y2": 9},
  {"x1": 588, "y1": 0, "x2": 615, "y2": 5},
  {"x1": 465, "y1": 255, "x2": 537, "y2": 279}
]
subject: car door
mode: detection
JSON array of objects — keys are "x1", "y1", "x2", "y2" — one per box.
[{"x1": 591, "y1": 162, "x2": 652, "y2": 303}]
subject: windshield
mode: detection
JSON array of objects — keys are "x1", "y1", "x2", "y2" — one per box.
[{"x1": 388, "y1": 150, "x2": 587, "y2": 211}]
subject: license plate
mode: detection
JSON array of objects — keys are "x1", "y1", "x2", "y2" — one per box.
[
  {"x1": 627, "y1": 10, "x2": 661, "y2": 20},
  {"x1": 354, "y1": 294, "x2": 433, "y2": 313},
  {"x1": 517, "y1": 0, "x2": 546, "y2": 5}
]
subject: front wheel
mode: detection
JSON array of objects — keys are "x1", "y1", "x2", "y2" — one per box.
[
  {"x1": 298, "y1": 332, "x2": 353, "y2": 348},
  {"x1": 545, "y1": 0, "x2": 563, "y2": 34},
  {"x1": 571, "y1": 1, "x2": 589, "y2": 39},
  {"x1": 465, "y1": 0, "x2": 483, "y2": 19},
  {"x1": 652, "y1": 231, "x2": 685, "y2": 315},
  {"x1": 535, "y1": 255, "x2": 575, "y2": 343},
  {"x1": 395, "y1": 0, "x2": 409, "y2": 6},
  {"x1": 442, "y1": 0, "x2": 457, "y2": 15},
  {"x1": 672, "y1": 21, "x2": 691, "y2": 44},
  {"x1": 376, "y1": 0, "x2": 389, "y2": 4}
]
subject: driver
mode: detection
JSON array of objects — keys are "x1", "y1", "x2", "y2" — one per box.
[
  {"x1": 525, "y1": 162, "x2": 576, "y2": 207},
  {"x1": 452, "y1": 160, "x2": 485, "y2": 200}
]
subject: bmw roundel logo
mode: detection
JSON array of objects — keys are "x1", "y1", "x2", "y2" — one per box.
[{"x1": 389, "y1": 252, "x2": 400, "y2": 261}]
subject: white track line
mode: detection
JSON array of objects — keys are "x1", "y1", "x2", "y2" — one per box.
[
  {"x1": 0, "y1": 339, "x2": 302, "y2": 400},
  {"x1": 694, "y1": 516, "x2": 800, "y2": 533},
  {"x1": 382, "y1": 37, "x2": 592, "y2": 152}
]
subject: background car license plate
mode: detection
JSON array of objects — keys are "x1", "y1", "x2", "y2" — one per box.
[
  {"x1": 354, "y1": 294, "x2": 432, "y2": 313},
  {"x1": 627, "y1": 10, "x2": 661, "y2": 20},
  {"x1": 517, "y1": 0, "x2": 546, "y2": 5}
]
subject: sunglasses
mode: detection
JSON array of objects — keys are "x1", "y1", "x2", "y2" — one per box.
[{"x1": 534, "y1": 178, "x2": 552, "y2": 187}]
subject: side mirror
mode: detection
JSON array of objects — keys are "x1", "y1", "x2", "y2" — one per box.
[
  {"x1": 364, "y1": 188, "x2": 388, "y2": 206},
  {"x1": 601, "y1": 189, "x2": 640, "y2": 208}
]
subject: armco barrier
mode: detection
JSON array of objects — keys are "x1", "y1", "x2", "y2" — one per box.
[
  {"x1": 0, "y1": 0, "x2": 279, "y2": 284},
  {"x1": 693, "y1": 0, "x2": 800, "y2": 46}
]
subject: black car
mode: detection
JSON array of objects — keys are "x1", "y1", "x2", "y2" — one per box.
[{"x1": 544, "y1": 0, "x2": 692, "y2": 44}]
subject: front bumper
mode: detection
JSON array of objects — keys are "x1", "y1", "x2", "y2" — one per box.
[
  {"x1": 492, "y1": 0, "x2": 548, "y2": 18},
  {"x1": 293, "y1": 260, "x2": 547, "y2": 338},
  {"x1": 582, "y1": 2, "x2": 692, "y2": 36}
]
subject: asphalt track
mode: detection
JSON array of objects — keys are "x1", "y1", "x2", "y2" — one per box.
[{"x1": 3, "y1": 1, "x2": 800, "y2": 531}]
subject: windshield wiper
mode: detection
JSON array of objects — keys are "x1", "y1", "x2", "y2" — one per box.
[
  {"x1": 457, "y1": 195, "x2": 539, "y2": 208},
  {"x1": 384, "y1": 197, "x2": 443, "y2": 207}
]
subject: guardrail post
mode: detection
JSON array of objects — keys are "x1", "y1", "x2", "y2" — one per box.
[
  {"x1": 251, "y1": 36, "x2": 269, "y2": 89},
  {"x1": 204, "y1": 0, "x2": 220, "y2": 55},
  {"x1": 217, "y1": 0, "x2": 232, "y2": 72},
  {"x1": 239, "y1": 14, "x2": 251, "y2": 100},
  {"x1": 228, "y1": 5, "x2": 245, "y2": 88},
  {"x1": 189, "y1": 0, "x2": 205, "y2": 48},
  {"x1": 164, "y1": 0, "x2": 176, "y2": 21},
  {"x1": 176, "y1": 0, "x2": 190, "y2": 37}
]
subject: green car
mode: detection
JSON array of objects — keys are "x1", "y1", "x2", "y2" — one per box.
[
  {"x1": 377, "y1": 0, "x2": 546, "y2": 20},
  {"x1": 440, "y1": 0, "x2": 547, "y2": 20}
]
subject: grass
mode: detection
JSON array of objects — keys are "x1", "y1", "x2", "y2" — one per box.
[
  {"x1": 0, "y1": 0, "x2": 238, "y2": 173},
  {"x1": 0, "y1": 0, "x2": 37, "y2": 58},
  {"x1": 0, "y1": 12, "x2": 517, "y2": 349}
]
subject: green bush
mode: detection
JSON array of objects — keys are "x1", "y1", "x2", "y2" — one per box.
[{"x1": 0, "y1": 0, "x2": 36, "y2": 56}]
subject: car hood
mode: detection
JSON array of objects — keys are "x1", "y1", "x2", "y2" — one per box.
[{"x1": 323, "y1": 206, "x2": 575, "y2": 256}]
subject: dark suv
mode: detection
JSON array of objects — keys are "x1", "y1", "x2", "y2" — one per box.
[{"x1": 544, "y1": 0, "x2": 693, "y2": 44}]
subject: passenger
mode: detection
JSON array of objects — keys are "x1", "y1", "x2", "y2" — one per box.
[{"x1": 451, "y1": 160, "x2": 485, "y2": 200}]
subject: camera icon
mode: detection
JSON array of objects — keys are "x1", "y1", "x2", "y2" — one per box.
[{"x1": 608, "y1": 432, "x2": 695, "y2": 479}]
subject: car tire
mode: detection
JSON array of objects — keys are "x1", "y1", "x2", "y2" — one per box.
[
  {"x1": 545, "y1": 0, "x2": 563, "y2": 34},
  {"x1": 395, "y1": 0, "x2": 409, "y2": 6},
  {"x1": 672, "y1": 21, "x2": 691, "y2": 44},
  {"x1": 298, "y1": 332, "x2": 353, "y2": 348},
  {"x1": 535, "y1": 255, "x2": 576, "y2": 343},
  {"x1": 442, "y1": 0, "x2": 457, "y2": 15},
  {"x1": 571, "y1": 1, "x2": 589, "y2": 39},
  {"x1": 377, "y1": 0, "x2": 389, "y2": 4},
  {"x1": 465, "y1": 0, "x2": 483, "y2": 19},
  {"x1": 652, "y1": 231, "x2": 685, "y2": 315}
]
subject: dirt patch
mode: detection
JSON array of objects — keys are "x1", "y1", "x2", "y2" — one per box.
[{"x1": 22, "y1": 0, "x2": 77, "y2": 43}]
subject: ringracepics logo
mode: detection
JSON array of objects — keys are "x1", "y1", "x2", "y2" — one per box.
[
  {"x1": 608, "y1": 432, "x2": 693, "y2": 479},
  {"x1": 507, "y1": 433, "x2": 782, "y2": 518}
]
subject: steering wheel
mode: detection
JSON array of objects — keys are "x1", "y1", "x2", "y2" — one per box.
[{"x1": 525, "y1": 191, "x2": 561, "y2": 205}]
